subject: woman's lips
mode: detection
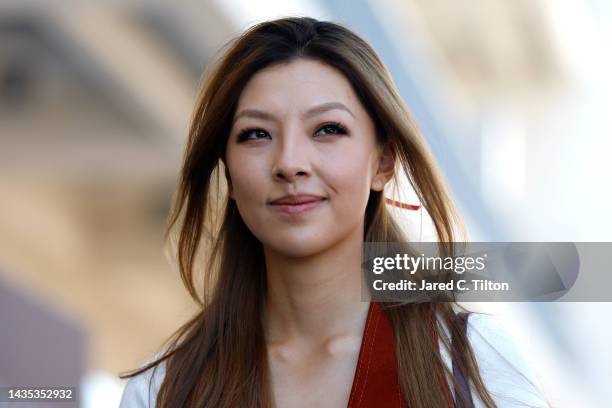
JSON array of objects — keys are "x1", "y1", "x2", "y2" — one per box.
[{"x1": 269, "y1": 198, "x2": 326, "y2": 216}]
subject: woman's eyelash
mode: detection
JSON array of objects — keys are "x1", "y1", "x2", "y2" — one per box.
[
  {"x1": 237, "y1": 122, "x2": 348, "y2": 142},
  {"x1": 237, "y1": 128, "x2": 269, "y2": 142},
  {"x1": 317, "y1": 122, "x2": 348, "y2": 136}
]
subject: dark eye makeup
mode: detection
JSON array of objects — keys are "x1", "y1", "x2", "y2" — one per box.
[
  {"x1": 237, "y1": 128, "x2": 269, "y2": 142},
  {"x1": 316, "y1": 122, "x2": 348, "y2": 137},
  {"x1": 236, "y1": 122, "x2": 348, "y2": 142}
]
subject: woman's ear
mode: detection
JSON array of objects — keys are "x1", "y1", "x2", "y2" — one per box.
[{"x1": 371, "y1": 143, "x2": 396, "y2": 191}]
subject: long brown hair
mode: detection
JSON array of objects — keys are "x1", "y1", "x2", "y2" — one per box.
[{"x1": 120, "y1": 16, "x2": 496, "y2": 407}]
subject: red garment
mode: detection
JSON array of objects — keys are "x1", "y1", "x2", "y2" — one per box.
[
  {"x1": 347, "y1": 302, "x2": 456, "y2": 408},
  {"x1": 346, "y1": 302, "x2": 405, "y2": 408}
]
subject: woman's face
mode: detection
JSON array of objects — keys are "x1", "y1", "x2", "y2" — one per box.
[{"x1": 225, "y1": 58, "x2": 393, "y2": 258}]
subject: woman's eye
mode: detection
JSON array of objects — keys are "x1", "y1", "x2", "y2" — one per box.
[
  {"x1": 237, "y1": 128, "x2": 270, "y2": 142},
  {"x1": 315, "y1": 123, "x2": 348, "y2": 137}
]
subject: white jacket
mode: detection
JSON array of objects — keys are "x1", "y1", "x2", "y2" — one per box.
[{"x1": 119, "y1": 312, "x2": 548, "y2": 407}]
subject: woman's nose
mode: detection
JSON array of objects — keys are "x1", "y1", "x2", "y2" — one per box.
[{"x1": 272, "y1": 133, "x2": 310, "y2": 183}]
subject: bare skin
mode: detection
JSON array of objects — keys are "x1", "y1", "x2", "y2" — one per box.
[
  {"x1": 264, "y1": 221, "x2": 371, "y2": 407},
  {"x1": 225, "y1": 58, "x2": 394, "y2": 407}
]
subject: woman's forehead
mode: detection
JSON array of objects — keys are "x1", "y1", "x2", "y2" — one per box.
[{"x1": 235, "y1": 59, "x2": 362, "y2": 117}]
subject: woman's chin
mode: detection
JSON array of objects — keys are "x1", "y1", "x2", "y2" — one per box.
[{"x1": 263, "y1": 237, "x2": 332, "y2": 259}]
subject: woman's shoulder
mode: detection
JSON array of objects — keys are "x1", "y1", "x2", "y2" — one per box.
[
  {"x1": 119, "y1": 352, "x2": 167, "y2": 408},
  {"x1": 440, "y1": 310, "x2": 549, "y2": 408}
]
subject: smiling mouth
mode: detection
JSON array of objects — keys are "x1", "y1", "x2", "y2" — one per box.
[{"x1": 269, "y1": 198, "x2": 327, "y2": 216}]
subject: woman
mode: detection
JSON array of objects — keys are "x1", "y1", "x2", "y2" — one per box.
[{"x1": 119, "y1": 17, "x2": 547, "y2": 408}]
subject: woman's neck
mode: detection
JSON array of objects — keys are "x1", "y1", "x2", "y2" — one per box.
[{"x1": 262, "y1": 227, "x2": 371, "y2": 349}]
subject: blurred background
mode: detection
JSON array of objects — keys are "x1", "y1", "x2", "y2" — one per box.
[{"x1": 1, "y1": 0, "x2": 611, "y2": 407}]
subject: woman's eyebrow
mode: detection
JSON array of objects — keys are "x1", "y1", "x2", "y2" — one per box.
[
  {"x1": 232, "y1": 109, "x2": 274, "y2": 124},
  {"x1": 303, "y1": 101, "x2": 355, "y2": 119},
  {"x1": 232, "y1": 101, "x2": 355, "y2": 124}
]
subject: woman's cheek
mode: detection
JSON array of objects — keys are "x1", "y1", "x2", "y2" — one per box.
[
  {"x1": 231, "y1": 168, "x2": 267, "y2": 228},
  {"x1": 330, "y1": 159, "x2": 373, "y2": 207},
  {"x1": 326, "y1": 177, "x2": 370, "y2": 236}
]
